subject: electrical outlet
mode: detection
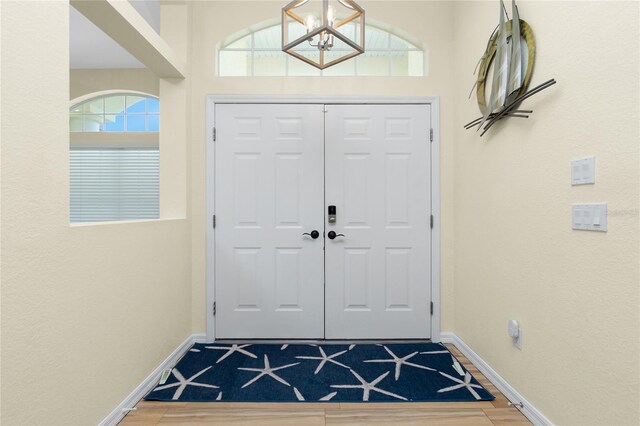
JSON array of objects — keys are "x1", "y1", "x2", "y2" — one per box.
[
  {"x1": 514, "y1": 328, "x2": 523, "y2": 350},
  {"x1": 508, "y1": 320, "x2": 523, "y2": 350}
]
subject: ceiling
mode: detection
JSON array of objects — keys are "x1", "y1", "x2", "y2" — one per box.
[{"x1": 70, "y1": 0, "x2": 160, "y2": 69}]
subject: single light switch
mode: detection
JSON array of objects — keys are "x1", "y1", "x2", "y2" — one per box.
[
  {"x1": 571, "y1": 157, "x2": 595, "y2": 185},
  {"x1": 572, "y1": 203, "x2": 607, "y2": 232}
]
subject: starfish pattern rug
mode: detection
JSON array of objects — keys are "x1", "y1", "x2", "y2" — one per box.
[{"x1": 145, "y1": 342, "x2": 494, "y2": 403}]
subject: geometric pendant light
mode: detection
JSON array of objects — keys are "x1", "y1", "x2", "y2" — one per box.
[{"x1": 282, "y1": 0, "x2": 365, "y2": 69}]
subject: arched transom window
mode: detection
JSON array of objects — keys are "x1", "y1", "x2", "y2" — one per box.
[
  {"x1": 219, "y1": 22, "x2": 425, "y2": 77},
  {"x1": 70, "y1": 93, "x2": 159, "y2": 132}
]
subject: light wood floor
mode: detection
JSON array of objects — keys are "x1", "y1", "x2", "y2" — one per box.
[{"x1": 120, "y1": 344, "x2": 531, "y2": 425}]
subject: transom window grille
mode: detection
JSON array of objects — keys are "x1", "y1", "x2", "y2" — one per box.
[
  {"x1": 70, "y1": 93, "x2": 159, "y2": 132},
  {"x1": 69, "y1": 93, "x2": 159, "y2": 223},
  {"x1": 219, "y1": 22, "x2": 425, "y2": 77}
]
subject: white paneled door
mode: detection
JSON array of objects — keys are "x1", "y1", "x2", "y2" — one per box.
[
  {"x1": 214, "y1": 103, "x2": 432, "y2": 339},
  {"x1": 215, "y1": 104, "x2": 326, "y2": 338},
  {"x1": 324, "y1": 105, "x2": 431, "y2": 338}
]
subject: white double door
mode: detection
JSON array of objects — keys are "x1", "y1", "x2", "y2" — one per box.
[{"x1": 215, "y1": 103, "x2": 432, "y2": 339}]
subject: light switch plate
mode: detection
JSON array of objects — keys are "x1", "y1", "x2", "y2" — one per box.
[
  {"x1": 571, "y1": 157, "x2": 595, "y2": 185},
  {"x1": 572, "y1": 203, "x2": 607, "y2": 232}
]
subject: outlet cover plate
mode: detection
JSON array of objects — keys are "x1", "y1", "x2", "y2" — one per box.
[{"x1": 514, "y1": 329, "x2": 523, "y2": 350}]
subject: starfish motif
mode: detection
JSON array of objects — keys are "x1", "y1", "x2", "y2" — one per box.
[
  {"x1": 419, "y1": 349, "x2": 449, "y2": 355},
  {"x1": 152, "y1": 367, "x2": 218, "y2": 400},
  {"x1": 238, "y1": 354, "x2": 299, "y2": 388},
  {"x1": 364, "y1": 345, "x2": 436, "y2": 380},
  {"x1": 205, "y1": 344, "x2": 257, "y2": 363},
  {"x1": 319, "y1": 391, "x2": 337, "y2": 401},
  {"x1": 437, "y1": 372, "x2": 483, "y2": 400},
  {"x1": 296, "y1": 347, "x2": 350, "y2": 374},
  {"x1": 331, "y1": 369, "x2": 407, "y2": 401}
]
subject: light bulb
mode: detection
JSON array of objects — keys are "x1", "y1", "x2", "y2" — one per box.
[
  {"x1": 327, "y1": 5, "x2": 336, "y2": 26},
  {"x1": 305, "y1": 14, "x2": 317, "y2": 32}
]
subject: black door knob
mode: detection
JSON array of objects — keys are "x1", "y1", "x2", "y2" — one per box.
[
  {"x1": 302, "y1": 230, "x2": 320, "y2": 239},
  {"x1": 327, "y1": 231, "x2": 345, "y2": 240}
]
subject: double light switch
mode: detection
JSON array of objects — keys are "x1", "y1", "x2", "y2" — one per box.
[{"x1": 571, "y1": 156, "x2": 595, "y2": 185}]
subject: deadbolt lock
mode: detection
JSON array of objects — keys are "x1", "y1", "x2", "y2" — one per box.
[{"x1": 328, "y1": 205, "x2": 336, "y2": 223}]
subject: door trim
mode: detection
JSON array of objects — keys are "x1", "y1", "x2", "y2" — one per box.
[{"x1": 205, "y1": 95, "x2": 441, "y2": 342}]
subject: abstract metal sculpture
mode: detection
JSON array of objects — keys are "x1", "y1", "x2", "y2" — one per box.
[{"x1": 465, "y1": 0, "x2": 556, "y2": 136}]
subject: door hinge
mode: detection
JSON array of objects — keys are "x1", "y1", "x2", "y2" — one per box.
[
  {"x1": 212, "y1": 127, "x2": 216, "y2": 142},
  {"x1": 212, "y1": 214, "x2": 216, "y2": 228},
  {"x1": 430, "y1": 301, "x2": 434, "y2": 315},
  {"x1": 430, "y1": 128, "x2": 433, "y2": 142},
  {"x1": 430, "y1": 214, "x2": 434, "y2": 229},
  {"x1": 213, "y1": 302, "x2": 216, "y2": 316}
]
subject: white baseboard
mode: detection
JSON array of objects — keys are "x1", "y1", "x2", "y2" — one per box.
[
  {"x1": 440, "y1": 332, "x2": 553, "y2": 426},
  {"x1": 99, "y1": 333, "x2": 207, "y2": 426}
]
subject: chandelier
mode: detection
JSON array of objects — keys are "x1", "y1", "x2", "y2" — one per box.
[{"x1": 282, "y1": 0, "x2": 365, "y2": 70}]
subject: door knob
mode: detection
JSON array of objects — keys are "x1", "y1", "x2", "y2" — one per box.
[
  {"x1": 327, "y1": 231, "x2": 345, "y2": 240},
  {"x1": 302, "y1": 230, "x2": 320, "y2": 239}
]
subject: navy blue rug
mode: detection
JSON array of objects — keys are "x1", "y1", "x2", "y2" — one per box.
[{"x1": 145, "y1": 342, "x2": 494, "y2": 403}]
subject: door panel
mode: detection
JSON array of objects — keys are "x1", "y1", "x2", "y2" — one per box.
[
  {"x1": 325, "y1": 104, "x2": 432, "y2": 339},
  {"x1": 215, "y1": 104, "x2": 325, "y2": 338}
]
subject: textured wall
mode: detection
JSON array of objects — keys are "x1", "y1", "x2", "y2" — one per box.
[
  {"x1": 188, "y1": 0, "x2": 458, "y2": 335},
  {"x1": 452, "y1": 1, "x2": 639, "y2": 424},
  {"x1": 0, "y1": 1, "x2": 192, "y2": 424}
]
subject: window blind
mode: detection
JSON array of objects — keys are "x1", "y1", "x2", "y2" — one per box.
[{"x1": 70, "y1": 149, "x2": 159, "y2": 223}]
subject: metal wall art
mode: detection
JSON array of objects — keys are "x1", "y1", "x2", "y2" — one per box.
[{"x1": 465, "y1": 0, "x2": 556, "y2": 136}]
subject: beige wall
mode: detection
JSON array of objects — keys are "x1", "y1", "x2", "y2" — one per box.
[
  {"x1": 70, "y1": 68, "x2": 159, "y2": 100},
  {"x1": 159, "y1": 2, "x2": 191, "y2": 220},
  {"x1": 452, "y1": 1, "x2": 639, "y2": 425},
  {"x1": 0, "y1": 1, "x2": 192, "y2": 424},
  {"x1": 189, "y1": 0, "x2": 458, "y2": 333}
]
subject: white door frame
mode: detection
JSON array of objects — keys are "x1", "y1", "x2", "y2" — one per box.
[{"x1": 205, "y1": 95, "x2": 441, "y2": 343}]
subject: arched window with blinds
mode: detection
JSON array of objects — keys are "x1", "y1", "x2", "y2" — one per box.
[{"x1": 69, "y1": 92, "x2": 159, "y2": 223}]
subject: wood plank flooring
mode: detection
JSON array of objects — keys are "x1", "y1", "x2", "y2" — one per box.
[{"x1": 120, "y1": 344, "x2": 531, "y2": 425}]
